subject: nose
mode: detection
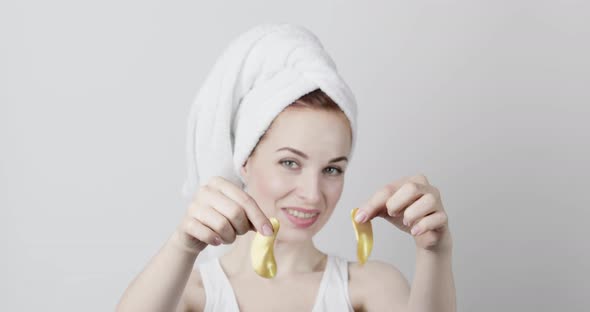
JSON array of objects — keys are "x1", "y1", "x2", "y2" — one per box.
[{"x1": 296, "y1": 171, "x2": 322, "y2": 204}]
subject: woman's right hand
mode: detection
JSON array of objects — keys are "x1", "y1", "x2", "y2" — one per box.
[{"x1": 173, "y1": 176, "x2": 274, "y2": 254}]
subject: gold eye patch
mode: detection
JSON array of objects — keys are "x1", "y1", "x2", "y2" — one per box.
[
  {"x1": 250, "y1": 217, "x2": 280, "y2": 278},
  {"x1": 351, "y1": 208, "x2": 373, "y2": 265}
]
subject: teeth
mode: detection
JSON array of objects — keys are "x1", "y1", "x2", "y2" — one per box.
[{"x1": 286, "y1": 209, "x2": 318, "y2": 219}]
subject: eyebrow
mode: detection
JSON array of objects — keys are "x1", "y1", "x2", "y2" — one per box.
[{"x1": 276, "y1": 147, "x2": 348, "y2": 163}]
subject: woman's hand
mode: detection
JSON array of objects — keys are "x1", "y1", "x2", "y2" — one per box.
[
  {"x1": 354, "y1": 174, "x2": 452, "y2": 253},
  {"x1": 173, "y1": 176, "x2": 274, "y2": 254}
]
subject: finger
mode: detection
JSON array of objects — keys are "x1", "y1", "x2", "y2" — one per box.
[
  {"x1": 194, "y1": 204, "x2": 237, "y2": 244},
  {"x1": 410, "y1": 211, "x2": 448, "y2": 236},
  {"x1": 401, "y1": 192, "x2": 438, "y2": 228},
  {"x1": 385, "y1": 182, "x2": 429, "y2": 218},
  {"x1": 205, "y1": 187, "x2": 251, "y2": 235},
  {"x1": 183, "y1": 217, "x2": 222, "y2": 246},
  {"x1": 207, "y1": 176, "x2": 273, "y2": 236},
  {"x1": 355, "y1": 185, "x2": 395, "y2": 223}
]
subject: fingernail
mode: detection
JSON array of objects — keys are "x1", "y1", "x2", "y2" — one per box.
[
  {"x1": 214, "y1": 237, "x2": 222, "y2": 245},
  {"x1": 354, "y1": 211, "x2": 367, "y2": 223},
  {"x1": 411, "y1": 226, "x2": 420, "y2": 236},
  {"x1": 262, "y1": 224, "x2": 273, "y2": 236}
]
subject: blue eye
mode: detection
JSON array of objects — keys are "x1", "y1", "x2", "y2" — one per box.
[
  {"x1": 325, "y1": 167, "x2": 343, "y2": 175},
  {"x1": 280, "y1": 160, "x2": 298, "y2": 169},
  {"x1": 280, "y1": 160, "x2": 343, "y2": 176}
]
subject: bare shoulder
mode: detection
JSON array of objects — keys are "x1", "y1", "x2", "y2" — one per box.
[
  {"x1": 348, "y1": 260, "x2": 410, "y2": 311},
  {"x1": 177, "y1": 268, "x2": 206, "y2": 312}
]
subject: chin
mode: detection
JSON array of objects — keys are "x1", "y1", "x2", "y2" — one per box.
[
  {"x1": 276, "y1": 219, "x2": 325, "y2": 242},
  {"x1": 276, "y1": 230, "x2": 315, "y2": 244}
]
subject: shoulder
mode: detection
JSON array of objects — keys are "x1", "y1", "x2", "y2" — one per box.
[
  {"x1": 348, "y1": 259, "x2": 410, "y2": 311},
  {"x1": 178, "y1": 268, "x2": 206, "y2": 312}
]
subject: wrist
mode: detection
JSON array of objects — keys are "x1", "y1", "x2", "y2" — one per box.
[
  {"x1": 169, "y1": 230, "x2": 204, "y2": 257},
  {"x1": 417, "y1": 228, "x2": 453, "y2": 256},
  {"x1": 416, "y1": 245, "x2": 453, "y2": 257}
]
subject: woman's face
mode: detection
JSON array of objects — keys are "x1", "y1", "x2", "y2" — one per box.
[{"x1": 240, "y1": 106, "x2": 352, "y2": 242}]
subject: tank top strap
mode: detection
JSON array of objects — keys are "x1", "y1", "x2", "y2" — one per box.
[
  {"x1": 312, "y1": 255, "x2": 355, "y2": 312},
  {"x1": 198, "y1": 258, "x2": 240, "y2": 312}
]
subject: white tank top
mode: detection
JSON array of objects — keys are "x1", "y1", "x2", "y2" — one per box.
[{"x1": 198, "y1": 254, "x2": 355, "y2": 311}]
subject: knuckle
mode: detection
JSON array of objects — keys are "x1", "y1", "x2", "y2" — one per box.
[
  {"x1": 383, "y1": 184, "x2": 395, "y2": 195},
  {"x1": 415, "y1": 216, "x2": 426, "y2": 226},
  {"x1": 210, "y1": 218, "x2": 223, "y2": 232},
  {"x1": 377, "y1": 187, "x2": 392, "y2": 200},
  {"x1": 190, "y1": 204, "x2": 205, "y2": 219},
  {"x1": 198, "y1": 184, "x2": 210, "y2": 195},
  {"x1": 228, "y1": 206, "x2": 244, "y2": 222},
  {"x1": 192, "y1": 190, "x2": 206, "y2": 207},
  {"x1": 219, "y1": 220, "x2": 233, "y2": 234},
  {"x1": 193, "y1": 200, "x2": 208, "y2": 213},
  {"x1": 384, "y1": 183, "x2": 397, "y2": 193},
  {"x1": 423, "y1": 193, "x2": 437, "y2": 205},
  {"x1": 432, "y1": 187, "x2": 441, "y2": 199},
  {"x1": 241, "y1": 194, "x2": 256, "y2": 208},
  {"x1": 184, "y1": 218, "x2": 199, "y2": 235},
  {"x1": 416, "y1": 222, "x2": 427, "y2": 232},
  {"x1": 218, "y1": 226, "x2": 235, "y2": 242},
  {"x1": 208, "y1": 176, "x2": 222, "y2": 185},
  {"x1": 403, "y1": 209, "x2": 412, "y2": 220},
  {"x1": 405, "y1": 182, "x2": 420, "y2": 193}
]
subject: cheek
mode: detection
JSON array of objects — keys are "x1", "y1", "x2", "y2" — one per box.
[
  {"x1": 251, "y1": 168, "x2": 292, "y2": 198},
  {"x1": 326, "y1": 181, "x2": 344, "y2": 201}
]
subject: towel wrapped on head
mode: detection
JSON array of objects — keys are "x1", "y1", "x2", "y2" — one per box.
[
  {"x1": 182, "y1": 23, "x2": 359, "y2": 204},
  {"x1": 184, "y1": 23, "x2": 360, "y2": 263}
]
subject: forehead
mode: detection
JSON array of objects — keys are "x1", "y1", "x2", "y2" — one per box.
[{"x1": 260, "y1": 107, "x2": 352, "y2": 154}]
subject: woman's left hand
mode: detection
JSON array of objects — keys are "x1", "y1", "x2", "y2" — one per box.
[{"x1": 354, "y1": 174, "x2": 452, "y2": 253}]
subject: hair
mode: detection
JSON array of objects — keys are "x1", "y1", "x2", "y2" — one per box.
[
  {"x1": 290, "y1": 88, "x2": 343, "y2": 112},
  {"x1": 246, "y1": 88, "x2": 350, "y2": 161}
]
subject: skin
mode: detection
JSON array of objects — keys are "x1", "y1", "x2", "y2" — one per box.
[{"x1": 117, "y1": 104, "x2": 456, "y2": 312}]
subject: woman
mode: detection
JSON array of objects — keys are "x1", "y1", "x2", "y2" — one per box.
[{"x1": 118, "y1": 24, "x2": 456, "y2": 312}]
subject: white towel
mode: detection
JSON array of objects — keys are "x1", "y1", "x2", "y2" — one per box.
[
  {"x1": 183, "y1": 23, "x2": 359, "y2": 263},
  {"x1": 181, "y1": 22, "x2": 358, "y2": 201}
]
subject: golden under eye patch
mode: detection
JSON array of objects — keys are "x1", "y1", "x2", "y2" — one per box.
[
  {"x1": 250, "y1": 217, "x2": 280, "y2": 278},
  {"x1": 351, "y1": 208, "x2": 373, "y2": 265}
]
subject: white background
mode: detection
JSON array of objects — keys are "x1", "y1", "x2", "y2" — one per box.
[{"x1": 1, "y1": 1, "x2": 589, "y2": 311}]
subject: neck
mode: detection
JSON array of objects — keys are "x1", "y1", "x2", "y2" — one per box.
[{"x1": 220, "y1": 231, "x2": 327, "y2": 278}]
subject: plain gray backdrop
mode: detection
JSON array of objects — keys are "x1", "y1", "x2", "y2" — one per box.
[{"x1": 2, "y1": 1, "x2": 589, "y2": 311}]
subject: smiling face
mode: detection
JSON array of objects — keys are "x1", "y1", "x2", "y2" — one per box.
[{"x1": 240, "y1": 105, "x2": 353, "y2": 242}]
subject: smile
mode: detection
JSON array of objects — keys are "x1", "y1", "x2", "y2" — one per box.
[{"x1": 282, "y1": 208, "x2": 320, "y2": 228}]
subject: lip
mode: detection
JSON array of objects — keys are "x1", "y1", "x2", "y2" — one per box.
[{"x1": 281, "y1": 207, "x2": 320, "y2": 229}]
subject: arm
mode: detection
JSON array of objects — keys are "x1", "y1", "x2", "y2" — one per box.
[
  {"x1": 116, "y1": 231, "x2": 200, "y2": 312},
  {"x1": 355, "y1": 174, "x2": 457, "y2": 312},
  {"x1": 360, "y1": 247, "x2": 456, "y2": 312},
  {"x1": 115, "y1": 176, "x2": 275, "y2": 311},
  {"x1": 407, "y1": 247, "x2": 456, "y2": 312}
]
